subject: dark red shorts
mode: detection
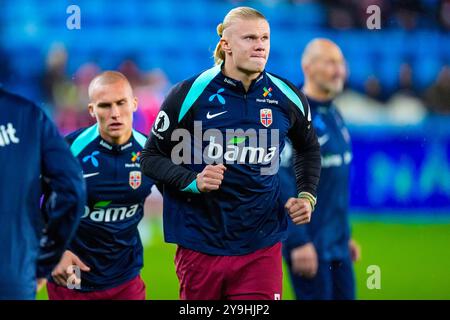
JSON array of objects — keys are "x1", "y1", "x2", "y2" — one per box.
[
  {"x1": 47, "y1": 275, "x2": 146, "y2": 300},
  {"x1": 175, "y1": 242, "x2": 282, "y2": 300}
]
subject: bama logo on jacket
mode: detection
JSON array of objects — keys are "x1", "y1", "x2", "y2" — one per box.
[{"x1": 82, "y1": 201, "x2": 139, "y2": 223}]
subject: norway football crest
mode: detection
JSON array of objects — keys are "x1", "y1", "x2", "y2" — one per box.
[
  {"x1": 260, "y1": 108, "x2": 273, "y2": 127},
  {"x1": 129, "y1": 171, "x2": 141, "y2": 189}
]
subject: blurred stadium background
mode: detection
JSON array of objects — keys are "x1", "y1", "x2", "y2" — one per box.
[{"x1": 0, "y1": 0, "x2": 449, "y2": 299}]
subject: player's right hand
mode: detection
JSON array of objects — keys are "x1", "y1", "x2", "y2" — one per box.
[
  {"x1": 51, "y1": 250, "x2": 90, "y2": 287},
  {"x1": 285, "y1": 197, "x2": 312, "y2": 225},
  {"x1": 290, "y1": 242, "x2": 318, "y2": 278},
  {"x1": 196, "y1": 164, "x2": 226, "y2": 192}
]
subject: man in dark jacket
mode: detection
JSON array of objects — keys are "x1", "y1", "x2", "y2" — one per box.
[{"x1": 0, "y1": 88, "x2": 85, "y2": 299}]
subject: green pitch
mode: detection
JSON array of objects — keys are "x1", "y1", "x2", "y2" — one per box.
[{"x1": 37, "y1": 216, "x2": 450, "y2": 300}]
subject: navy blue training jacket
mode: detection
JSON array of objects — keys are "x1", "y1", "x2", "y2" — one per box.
[
  {"x1": 0, "y1": 89, "x2": 85, "y2": 299},
  {"x1": 141, "y1": 65, "x2": 321, "y2": 256},
  {"x1": 281, "y1": 96, "x2": 352, "y2": 261},
  {"x1": 55, "y1": 125, "x2": 154, "y2": 291}
]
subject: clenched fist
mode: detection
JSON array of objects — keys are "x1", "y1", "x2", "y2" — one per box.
[
  {"x1": 196, "y1": 164, "x2": 226, "y2": 192},
  {"x1": 285, "y1": 197, "x2": 312, "y2": 225}
]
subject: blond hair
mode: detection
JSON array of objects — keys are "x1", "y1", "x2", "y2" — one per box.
[{"x1": 213, "y1": 7, "x2": 267, "y2": 66}]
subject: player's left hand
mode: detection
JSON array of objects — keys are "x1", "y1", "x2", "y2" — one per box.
[
  {"x1": 285, "y1": 197, "x2": 312, "y2": 225},
  {"x1": 349, "y1": 239, "x2": 361, "y2": 262}
]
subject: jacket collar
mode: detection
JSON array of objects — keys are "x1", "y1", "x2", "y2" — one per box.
[
  {"x1": 217, "y1": 66, "x2": 268, "y2": 93},
  {"x1": 98, "y1": 136, "x2": 134, "y2": 153}
]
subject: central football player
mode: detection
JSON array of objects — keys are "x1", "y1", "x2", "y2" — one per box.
[{"x1": 140, "y1": 7, "x2": 321, "y2": 300}]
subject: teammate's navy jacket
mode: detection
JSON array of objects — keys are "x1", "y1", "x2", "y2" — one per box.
[
  {"x1": 0, "y1": 89, "x2": 85, "y2": 299},
  {"x1": 281, "y1": 97, "x2": 352, "y2": 261},
  {"x1": 140, "y1": 65, "x2": 321, "y2": 256},
  {"x1": 58, "y1": 125, "x2": 153, "y2": 291}
]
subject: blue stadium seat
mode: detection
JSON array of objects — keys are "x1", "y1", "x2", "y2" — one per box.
[{"x1": 0, "y1": 0, "x2": 447, "y2": 96}]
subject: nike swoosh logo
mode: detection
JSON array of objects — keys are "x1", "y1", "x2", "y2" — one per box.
[
  {"x1": 83, "y1": 172, "x2": 100, "y2": 178},
  {"x1": 318, "y1": 134, "x2": 330, "y2": 146},
  {"x1": 206, "y1": 111, "x2": 227, "y2": 119}
]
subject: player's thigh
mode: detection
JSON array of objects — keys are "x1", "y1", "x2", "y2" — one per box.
[
  {"x1": 110, "y1": 275, "x2": 146, "y2": 300},
  {"x1": 46, "y1": 281, "x2": 92, "y2": 300},
  {"x1": 226, "y1": 243, "x2": 283, "y2": 300},
  {"x1": 175, "y1": 246, "x2": 225, "y2": 300}
]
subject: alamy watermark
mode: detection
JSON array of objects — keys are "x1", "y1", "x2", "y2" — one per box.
[
  {"x1": 366, "y1": 265, "x2": 381, "y2": 290},
  {"x1": 66, "y1": 5, "x2": 81, "y2": 30},
  {"x1": 366, "y1": 5, "x2": 381, "y2": 30},
  {"x1": 66, "y1": 265, "x2": 81, "y2": 289},
  {"x1": 153, "y1": 118, "x2": 281, "y2": 176}
]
